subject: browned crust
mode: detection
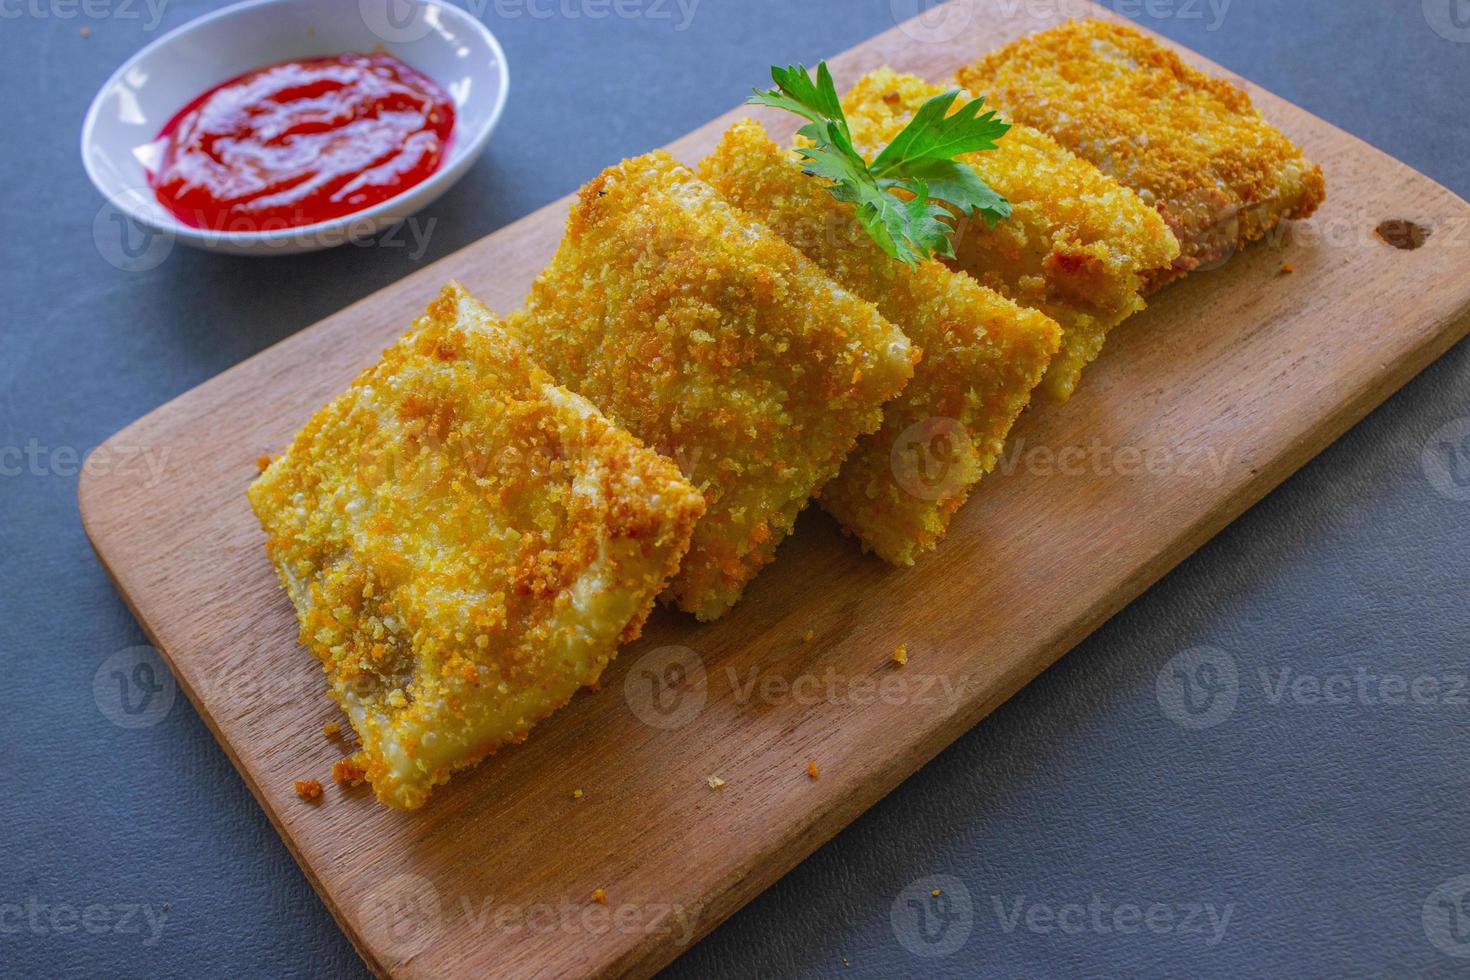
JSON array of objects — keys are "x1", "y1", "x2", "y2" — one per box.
[{"x1": 957, "y1": 19, "x2": 1326, "y2": 291}]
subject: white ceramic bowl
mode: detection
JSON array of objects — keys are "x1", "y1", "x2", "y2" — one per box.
[{"x1": 80, "y1": 0, "x2": 509, "y2": 256}]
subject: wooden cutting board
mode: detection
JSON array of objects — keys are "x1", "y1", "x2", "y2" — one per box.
[{"x1": 79, "y1": 3, "x2": 1470, "y2": 977}]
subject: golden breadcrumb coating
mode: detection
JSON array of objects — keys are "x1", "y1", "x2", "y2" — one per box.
[
  {"x1": 700, "y1": 120, "x2": 1060, "y2": 564},
  {"x1": 509, "y1": 151, "x2": 916, "y2": 619},
  {"x1": 840, "y1": 68, "x2": 1179, "y2": 402},
  {"x1": 957, "y1": 19, "x2": 1325, "y2": 292},
  {"x1": 248, "y1": 282, "x2": 704, "y2": 809},
  {"x1": 331, "y1": 757, "x2": 365, "y2": 786}
]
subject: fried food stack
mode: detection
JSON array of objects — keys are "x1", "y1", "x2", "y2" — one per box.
[
  {"x1": 838, "y1": 66, "x2": 1181, "y2": 402},
  {"x1": 251, "y1": 19, "x2": 1323, "y2": 806},
  {"x1": 250, "y1": 284, "x2": 704, "y2": 808},
  {"x1": 700, "y1": 119, "x2": 1061, "y2": 565},
  {"x1": 509, "y1": 151, "x2": 917, "y2": 617},
  {"x1": 956, "y1": 19, "x2": 1326, "y2": 292}
]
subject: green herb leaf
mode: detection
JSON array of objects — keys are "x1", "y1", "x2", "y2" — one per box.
[
  {"x1": 869, "y1": 90, "x2": 1010, "y2": 175},
  {"x1": 791, "y1": 121, "x2": 920, "y2": 262},
  {"x1": 879, "y1": 159, "x2": 1011, "y2": 230},
  {"x1": 747, "y1": 61, "x2": 1011, "y2": 265},
  {"x1": 748, "y1": 63, "x2": 847, "y2": 137}
]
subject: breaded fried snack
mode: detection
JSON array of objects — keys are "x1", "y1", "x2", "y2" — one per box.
[
  {"x1": 699, "y1": 119, "x2": 1061, "y2": 565},
  {"x1": 957, "y1": 19, "x2": 1326, "y2": 291},
  {"x1": 840, "y1": 68, "x2": 1179, "y2": 402},
  {"x1": 249, "y1": 282, "x2": 704, "y2": 809},
  {"x1": 510, "y1": 151, "x2": 917, "y2": 619}
]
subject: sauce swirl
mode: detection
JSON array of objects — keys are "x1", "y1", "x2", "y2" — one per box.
[{"x1": 151, "y1": 53, "x2": 455, "y2": 231}]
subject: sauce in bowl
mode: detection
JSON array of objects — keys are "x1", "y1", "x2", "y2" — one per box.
[{"x1": 150, "y1": 53, "x2": 455, "y2": 231}]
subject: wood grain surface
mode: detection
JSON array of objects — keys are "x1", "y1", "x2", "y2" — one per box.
[{"x1": 78, "y1": 4, "x2": 1470, "y2": 977}]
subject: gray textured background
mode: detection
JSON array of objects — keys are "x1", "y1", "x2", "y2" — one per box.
[{"x1": 3, "y1": 0, "x2": 1469, "y2": 977}]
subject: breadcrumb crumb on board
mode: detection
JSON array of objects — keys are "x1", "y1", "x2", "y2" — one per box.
[{"x1": 331, "y1": 758, "x2": 366, "y2": 787}]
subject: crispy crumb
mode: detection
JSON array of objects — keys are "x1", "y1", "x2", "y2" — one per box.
[
  {"x1": 510, "y1": 152, "x2": 914, "y2": 620},
  {"x1": 957, "y1": 20, "x2": 1324, "y2": 292},
  {"x1": 701, "y1": 119, "x2": 1060, "y2": 564},
  {"x1": 255, "y1": 454, "x2": 271, "y2": 473},
  {"x1": 707, "y1": 775, "x2": 726, "y2": 790},
  {"x1": 322, "y1": 721, "x2": 341, "y2": 739},
  {"x1": 591, "y1": 888, "x2": 607, "y2": 905},
  {"x1": 1280, "y1": 262, "x2": 1295, "y2": 275},
  {"x1": 331, "y1": 758, "x2": 366, "y2": 786},
  {"x1": 249, "y1": 283, "x2": 703, "y2": 809},
  {"x1": 572, "y1": 788, "x2": 584, "y2": 800},
  {"x1": 806, "y1": 759, "x2": 820, "y2": 780},
  {"x1": 891, "y1": 644, "x2": 908, "y2": 667},
  {"x1": 294, "y1": 779, "x2": 323, "y2": 801},
  {"x1": 841, "y1": 68, "x2": 1179, "y2": 401},
  {"x1": 802, "y1": 629, "x2": 815, "y2": 644}
]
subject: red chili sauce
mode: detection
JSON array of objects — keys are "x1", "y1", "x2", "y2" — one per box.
[{"x1": 150, "y1": 53, "x2": 455, "y2": 231}]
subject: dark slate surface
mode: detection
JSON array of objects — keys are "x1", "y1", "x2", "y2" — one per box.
[{"x1": 2, "y1": 1, "x2": 1468, "y2": 977}]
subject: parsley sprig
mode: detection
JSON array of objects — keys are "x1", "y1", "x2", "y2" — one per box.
[{"x1": 748, "y1": 62, "x2": 1011, "y2": 266}]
